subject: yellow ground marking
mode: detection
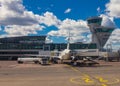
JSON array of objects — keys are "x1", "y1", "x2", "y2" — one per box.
[
  {"x1": 101, "y1": 84, "x2": 107, "y2": 86},
  {"x1": 82, "y1": 77, "x2": 94, "y2": 83},
  {"x1": 66, "y1": 65, "x2": 89, "y2": 76},
  {"x1": 95, "y1": 76, "x2": 120, "y2": 85},
  {"x1": 70, "y1": 77, "x2": 94, "y2": 85},
  {"x1": 96, "y1": 77, "x2": 108, "y2": 83},
  {"x1": 67, "y1": 65, "x2": 120, "y2": 85}
]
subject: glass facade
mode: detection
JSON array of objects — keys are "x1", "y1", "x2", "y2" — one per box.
[
  {"x1": 0, "y1": 43, "x2": 97, "y2": 50},
  {"x1": 0, "y1": 36, "x2": 96, "y2": 51},
  {"x1": 0, "y1": 36, "x2": 45, "y2": 50},
  {"x1": 0, "y1": 51, "x2": 39, "y2": 54},
  {"x1": 0, "y1": 44, "x2": 45, "y2": 50},
  {"x1": 0, "y1": 36, "x2": 97, "y2": 50},
  {"x1": 87, "y1": 17, "x2": 102, "y2": 26},
  {"x1": 95, "y1": 28, "x2": 114, "y2": 33},
  {"x1": 0, "y1": 36, "x2": 46, "y2": 44},
  {"x1": 44, "y1": 43, "x2": 97, "y2": 51},
  {"x1": 0, "y1": 36, "x2": 97, "y2": 60}
]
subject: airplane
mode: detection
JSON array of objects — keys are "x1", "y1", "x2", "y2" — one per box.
[
  {"x1": 58, "y1": 37, "x2": 72, "y2": 60},
  {"x1": 51, "y1": 31, "x2": 77, "y2": 64}
]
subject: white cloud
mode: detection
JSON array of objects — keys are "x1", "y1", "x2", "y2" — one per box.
[
  {"x1": 64, "y1": 8, "x2": 71, "y2": 14},
  {"x1": 39, "y1": 12, "x2": 61, "y2": 27},
  {"x1": 100, "y1": 14, "x2": 116, "y2": 28},
  {"x1": 97, "y1": 7, "x2": 101, "y2": 13},
  {"x1": 108, "y1": 28, "x2": 120, "y2": 44},
  {"x1": 105, "y1": 28, "x2": 120, "y2": 49},
  {"x1": 105, "y1": 0, "x2": 120, "y2": 18},
  {"x1": 0, "y1": 0, "x2": 61, "y2": 37},
  {"x1": 48, "y1": 18, "x2": 91, "y2": 43},
  {"x1": 0, "y1": 0, "x2": 39, "y2": 26},
  {"x1": 2, "y1": 24, "x2": 44, "y2": 37},
  {"x1": 8, "y1": 25, "x2": 43, "y2": 35},
  {"x1": 45, "y1": 36, "x2": 53, "y2": 43}
]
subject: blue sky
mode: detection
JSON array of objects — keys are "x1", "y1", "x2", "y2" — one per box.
[
  {"x1": 0, "y1": 0, "x2": 120, "y2": 49},
  {"x1": 23, "y1": 0, "x2": 108, "y2": 20}
]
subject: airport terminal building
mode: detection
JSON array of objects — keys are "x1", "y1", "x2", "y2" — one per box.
[
  {"x1": 0, "y1": 36, "x2": 97, "y2": 60},
  {"x1": 0, "y1": 16, "x2": 115, "y2": 60}
]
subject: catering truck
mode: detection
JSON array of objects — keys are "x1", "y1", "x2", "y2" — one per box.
[{"x1": 17, "y1": 57, "x2": 49, "y2": 65}]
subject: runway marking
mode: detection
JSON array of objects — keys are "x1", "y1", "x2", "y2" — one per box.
[{"x1": 67, "y1": 65, "x2": 120, "y2": 86}]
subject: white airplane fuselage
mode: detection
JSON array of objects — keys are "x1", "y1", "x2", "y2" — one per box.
[{"x1": 58, "y1": 49, "x2": 71, "y2": 60}]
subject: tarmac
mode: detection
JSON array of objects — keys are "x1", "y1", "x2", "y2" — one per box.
[{"x1": 0, "y1": 61, "x2": 120, "y2": 86}]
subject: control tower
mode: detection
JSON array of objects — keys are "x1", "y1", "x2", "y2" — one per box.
[{"x1": 87, "y1": 17, "x2": 115, "y2": 50}]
